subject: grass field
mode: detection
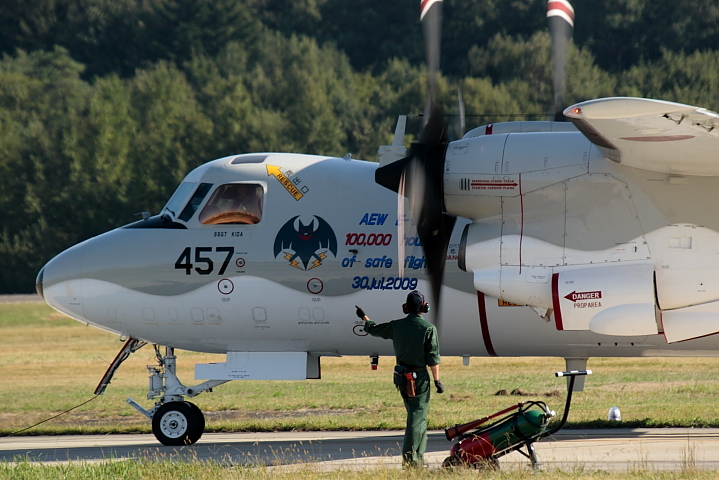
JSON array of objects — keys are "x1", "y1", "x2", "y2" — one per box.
[
  {"x1": 4, "y1": 301, "x2": 719, "y2": 479},
  {"x1": 4, "y1": 461, "x2": 719, "y2": 480}
]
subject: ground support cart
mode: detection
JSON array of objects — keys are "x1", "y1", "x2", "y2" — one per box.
[{"x1": 443, "y1": 370, "x2": 591, "y2": 469}]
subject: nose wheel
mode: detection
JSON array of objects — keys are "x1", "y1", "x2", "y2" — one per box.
[
  {"x1": 152, "y1": 401, "x2": 205, "y2": 446},
  {"x1": 117, "y1": 344, "x2": 227, "y2": 445}
]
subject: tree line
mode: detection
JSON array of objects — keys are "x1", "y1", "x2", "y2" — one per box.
[{"x1": 2, "y1": 0, "x2": 719, "y2": 293}]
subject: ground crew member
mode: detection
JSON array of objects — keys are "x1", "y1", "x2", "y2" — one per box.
[{"x1": 355, "y1": 291, "x2": 444, "y2": 468}]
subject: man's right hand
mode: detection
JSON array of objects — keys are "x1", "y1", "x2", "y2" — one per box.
[{"x1": 355, "y1": 305, "x2": 366, "y2": 319}]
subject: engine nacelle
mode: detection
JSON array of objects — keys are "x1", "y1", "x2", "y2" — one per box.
[
  {"x1": 460, "y1": 221, "x2": 659, "y2": 336},
  {"x1": 443, "y1": 131, "x2": 593, "y2": 220},
  {"x1": 450, "y1": 128, "x2": 719, "y2": 343},
  {"x1": 551, "y1": 263, "x2": 658, "y2": 336}
]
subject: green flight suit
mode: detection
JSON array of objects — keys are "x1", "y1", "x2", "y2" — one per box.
[{"x1": 364, "y1": 313, "x2": 441, "y2": 466}]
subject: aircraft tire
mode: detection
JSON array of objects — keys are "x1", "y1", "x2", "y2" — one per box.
[
  {"x1": 152, "y1": 401, "x2": 203, "y2": 446},
  {"x1": 187, "y1": 401, "x2": 205, "y2": 440}
]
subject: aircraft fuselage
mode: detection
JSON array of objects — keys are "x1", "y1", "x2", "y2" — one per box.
[{"x1": 38, "y1": 133, "x2": 719, "y2": 362}]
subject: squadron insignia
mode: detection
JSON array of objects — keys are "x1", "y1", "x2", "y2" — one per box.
[{"x1": 273, "y1": 216, "x2": 337, "y2": 270}]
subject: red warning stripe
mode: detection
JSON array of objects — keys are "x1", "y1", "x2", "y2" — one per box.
[
  {"x1": 420, "y1": 0, "x2": 442, "y2": 20},
  {"x1": 547, "y1": 0, "x2": 575, "y2": 27},
  {"x1": 477, "y1": 292, "x2": 497, "y2": 356},
  {"x1": 552, "y1": 273, "x2": 564, "y2": 330}
]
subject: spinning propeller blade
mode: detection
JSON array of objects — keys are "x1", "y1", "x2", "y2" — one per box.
[
  {"x1": 378, "y1": 1, "x2": 576, "y2": 326},
  {"x1": 376, "y1": 0, "x2": 456, "y2": 328},
  {"x1": 547, "y1": 0, "x2": 575, "y2": 121}
]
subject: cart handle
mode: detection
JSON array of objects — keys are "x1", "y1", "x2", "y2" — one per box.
[
  {"x1": 445, "y1": 403, "x2": 523, "y2": 441},
  {"x1": 543, "y1": 369, "x2": 593, "y2": 438},
  {"x1": 555, "y1": 369, "x2": 592, "y2": 377}
]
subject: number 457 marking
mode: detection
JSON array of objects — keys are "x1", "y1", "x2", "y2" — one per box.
[{"x1": 175, "y1": 246, "x2": 234, "y2": 275}]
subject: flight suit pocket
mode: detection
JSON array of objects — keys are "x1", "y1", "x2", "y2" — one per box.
[{"x1": 393, "y1": 365, "x2": 407, "y2": 392}]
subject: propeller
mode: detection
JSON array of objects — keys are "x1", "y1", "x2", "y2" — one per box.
[
  {"x1": 456, "y1": 88, "x2": 465, "y2": 139},
  {"x1": 376, "y1": 0, "x2": 456, "y2": 328},
  {"x1": 547, "y1": 0, "x2": 575, "y2": 121},
  {"x1": 379, "y1": 1, "x2": 574, "y2": 324}
]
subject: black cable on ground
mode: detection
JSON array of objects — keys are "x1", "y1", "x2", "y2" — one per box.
[{"x1": 0, "y1": 395, "x2": 100, "y2": 437}]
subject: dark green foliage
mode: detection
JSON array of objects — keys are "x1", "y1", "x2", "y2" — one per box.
[
  {"x1": 1, "y1": 0, "x2": 719, "y2": 292},
  {"x1": 575, "y1": 0, "x2": 719, "y2": 73},
  {"x1": 147, "y1": 0, "x2": 260, "y2": 67}
]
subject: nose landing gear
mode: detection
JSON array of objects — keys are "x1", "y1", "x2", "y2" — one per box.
[
  {"x1": 125, "y1": 345, "x2": 227, "y2": 445},
  {"x1": 99, "y1": 340, "x2": 227, "y2": 446}
]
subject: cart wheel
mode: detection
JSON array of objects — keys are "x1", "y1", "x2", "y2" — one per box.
[
  {"x1": 472, "y1": 457, "x2": 500, "y2": 470},
  {"x1": 442, "y1": 455, "x2": 464, "y2": 468}
]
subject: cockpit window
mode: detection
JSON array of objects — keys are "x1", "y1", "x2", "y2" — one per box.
[
  {"x1": 163, "y1": 181, "x2": 196, "y2": 218},
  {"x1": 179, "y1": 183, "x2": 213, "y2": 222},
  {"x1": 199, "y1": 184, "x2": 263, "y2": 225}
]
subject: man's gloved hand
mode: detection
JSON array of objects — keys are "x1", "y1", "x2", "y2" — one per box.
[
  {"x1": 355, "y1": 305, "x2": 366, "y2": 319},
  {"x1": 434, "y1": 380, "x2": 445, "y2": 394}
]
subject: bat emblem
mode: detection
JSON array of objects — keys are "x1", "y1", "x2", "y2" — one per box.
[{"x1": 273, "y1": 215, "x2": 338, "y2": 270}]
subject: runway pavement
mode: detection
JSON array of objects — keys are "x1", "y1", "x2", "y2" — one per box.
[
  {"x1": 3, "y1": 429, "x2": 719, "y2": 472},
  {"x1": 0, "y1": 294, "x2": 40, "y2": 303}
]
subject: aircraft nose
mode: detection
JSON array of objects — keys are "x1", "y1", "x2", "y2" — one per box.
[
  {"x1": 35, "y1": 266, "x2": 45, "y2": 300},
  {"x1": 37, "y1": 242, "x2": 86, "y2": 321}
]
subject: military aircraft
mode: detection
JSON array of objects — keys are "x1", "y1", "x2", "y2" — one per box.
[{"x1": 36, "y1": 0, "x2": 719, "y2": 446}]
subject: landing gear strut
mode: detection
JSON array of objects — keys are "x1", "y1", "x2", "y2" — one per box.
[
  {"x1": 125, "y1": 345, "x2": 227, "y2": 445},
  {"x1": 100, "y1": 340, "x2": 227, "y2": 446}
]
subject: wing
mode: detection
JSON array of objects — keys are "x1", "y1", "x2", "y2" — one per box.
[
  {"x1": 273, "y1": 216, "x2": 299, "y2": 257},
  {"x1": 565, "y1": 97, "x2": 719, "y2": 176}
]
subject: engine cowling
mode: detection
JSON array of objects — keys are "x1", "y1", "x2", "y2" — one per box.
[
  {"x1": 443, "y1": 131, "x2": 592, "y2": 221},
  {"x1": 551, "y1": 263, "x2": 657, "y2": 336}
]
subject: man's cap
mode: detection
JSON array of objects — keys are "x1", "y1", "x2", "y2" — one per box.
[{"x1": 406, "y1": 290, "x2": 425, "y2": 311}]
